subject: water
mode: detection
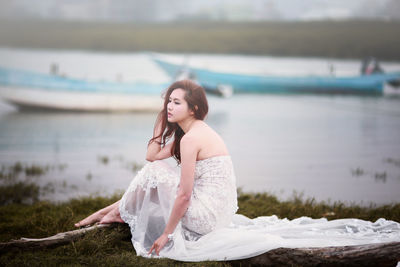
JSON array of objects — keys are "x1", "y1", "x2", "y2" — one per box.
[{"x1": 1, "y1": 47, "x2": 400, "y2": 205}]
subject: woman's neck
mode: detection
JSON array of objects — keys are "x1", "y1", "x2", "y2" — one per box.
[{"x1": 178, "y1": 117, "x2": 198, "y2": 133}]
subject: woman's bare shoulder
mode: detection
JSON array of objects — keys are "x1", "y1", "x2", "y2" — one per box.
[
  {"x1": 185, "y1": 121, "x2": 212, "y2": 137},
  {"x1": 180, "y1": 132, "x2": 197, "y2": 144}
]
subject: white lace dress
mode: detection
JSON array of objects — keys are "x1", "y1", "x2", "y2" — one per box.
[{"x1": 119, "y1": 155, "x2": 400, "y2": 262}]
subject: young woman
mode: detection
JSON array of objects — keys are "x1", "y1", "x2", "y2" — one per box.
[
  {"x1": 75, "y1": 80, "x2": 400, "y2": 261},
  {"x1": 75, "y1": 79, "x2": 238, "y2": 257}
]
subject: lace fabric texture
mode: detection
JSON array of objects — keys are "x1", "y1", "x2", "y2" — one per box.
[{"x1": 119, "y1": 156, "x2": 400, "y2": 262}]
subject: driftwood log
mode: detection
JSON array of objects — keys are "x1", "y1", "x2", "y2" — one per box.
[
  {"x1": 232, "y1": 242, "x2": 400, "y2": 267},
  {"x1": 1, "y1": 225, "x2": 399, "y2": 266},
  {"x1": 0, "y1": 223, "x2": 112, "y2": 252}
]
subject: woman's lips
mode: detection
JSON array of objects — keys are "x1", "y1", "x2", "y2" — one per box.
[{"x1": 168, "y1": 112, "x2": 172, "y2": 117}]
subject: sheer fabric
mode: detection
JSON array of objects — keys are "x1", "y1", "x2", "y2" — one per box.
[{"x1": 119, "y1": 156, "x2": 400, "y2": 262}]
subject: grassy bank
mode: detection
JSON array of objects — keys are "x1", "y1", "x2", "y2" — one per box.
[
  {"x1": 1, "y1": 191, "x2": 399, "y2": 266},
  {"x1": 0, "y1": 20, "x2": 399, "y2": 60}
]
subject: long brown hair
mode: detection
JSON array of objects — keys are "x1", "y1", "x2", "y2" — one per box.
[{"x1": 148, "y1": 80, "x2": 208, "y2": 163}]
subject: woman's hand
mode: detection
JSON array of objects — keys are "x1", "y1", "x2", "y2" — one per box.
[{"x1": 148, "y1": 233, "x2": 169, "y2": 256}]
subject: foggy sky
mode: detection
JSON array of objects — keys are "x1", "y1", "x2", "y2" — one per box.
[{"x1": 0, "y1": 0, "x2": 398, "y2": 22}]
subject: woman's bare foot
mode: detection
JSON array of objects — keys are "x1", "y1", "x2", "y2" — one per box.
[
  {"x1": 74, "y1": 210, "x2": 106, "y2": 227},
  {"x1": 99, "y1": 206, "x2": 124, "y2": 224},
  {"x1": 75, "y1": 201, "x2": 121, "y2": 227}
]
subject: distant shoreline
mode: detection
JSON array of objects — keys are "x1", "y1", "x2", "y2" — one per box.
[{"x1": 0, "y1": 19, "x2": 399, "y2": 61}]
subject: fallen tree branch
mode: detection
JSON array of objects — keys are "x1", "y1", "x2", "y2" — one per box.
[
  {"x1": 1, "y1": 226, "x2": 399, "y2": 266},
  {"x1": 0, "y1": 223, "x2": 112, "y2": 252},
  {"x1": 231, "y1": 241, "x2": 400, "y2": 267}
]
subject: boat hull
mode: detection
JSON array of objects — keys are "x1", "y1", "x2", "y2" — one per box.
[
  {"x1": 0, "y1": 67, "x2": 166, "y2": 112},
  {"x1": 0, "y1": 86, "x2": 163, "y2": 112},
  {"x1": 154, "y1": 58, "x2": 400, "y2": 94}
]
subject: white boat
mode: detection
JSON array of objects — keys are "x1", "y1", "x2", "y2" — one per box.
[{"x1": 0, "y1": 67, "x2": 167, "y2": 112}]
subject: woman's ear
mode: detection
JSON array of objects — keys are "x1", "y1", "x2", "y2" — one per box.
[{"x1": 190, "y1": 105, "x2": 198, "y2": 116}]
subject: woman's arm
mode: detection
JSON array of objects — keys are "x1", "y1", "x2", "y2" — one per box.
[
  {"x1": 146, "y1": 142, "x2": 173, "y2": 162},
  {"x1": 145, "y1": 118, "x2": 172, "y2": 162},
  {"x1": 148, "y1": 135, "x2": 197, "y2": 255}
]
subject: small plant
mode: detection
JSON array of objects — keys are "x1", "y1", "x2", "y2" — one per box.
[
  {"x1": 11, "y1": 162, "x2": 23, "y2": 174},
  {"x1": 374, "y1": 171, "x2": 387, "y2": 182},
  {"x1": 25, "y1": 165, "x2": 47, "y2": 176},
  {"x1": 129, "y1": 162, "x2": 144, "y2": 172},
  {"x1": 351, "y1": 167, "x2": 365, "y2": 177},
  {"x1": 384, "y1": 158, "x2": 400, "y2": 167},
  {"x1": 98, "y1": 156, "x2": 109, "y2": 165}
]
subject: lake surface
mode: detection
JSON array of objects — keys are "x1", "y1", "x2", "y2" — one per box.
[{"x1": 1, "y1": 47, "x2": 400, "y2": 205}]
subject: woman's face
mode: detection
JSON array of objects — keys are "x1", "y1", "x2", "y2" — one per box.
[{"x1": 167, "y1": 88, "x2": 193, "y2": 123}]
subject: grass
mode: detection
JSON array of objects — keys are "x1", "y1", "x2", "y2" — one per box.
[
  {"x1": 236, "y1": 190, "x2": 400, "y2": 222},
  {"x1": 0, "y1": 162, "x2": 61, "y2": 205},
  {"x1": 0, "y1": 19, "x2": 399, "y2": 60},
  {"x1": 0, "y1": 190, "x2": 399, "y2": 266},
  {"x1": 0, "y1": 161, "x2": 399, "y2": 265}
]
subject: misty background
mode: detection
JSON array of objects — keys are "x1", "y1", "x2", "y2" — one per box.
[
  {"x1": 0, "y1": 0, "x2": 399, "y2": 22},
  {"x1": 0, "y1": 0, "x2": 400, "y2": 205}
]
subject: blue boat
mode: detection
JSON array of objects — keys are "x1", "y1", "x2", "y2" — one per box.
[
  {"x1": 153, "y1": 58, "x2": 400, "y2": 94},
  {"x1": 0, "y1": 66, "x2": 168, "y2": 112}
]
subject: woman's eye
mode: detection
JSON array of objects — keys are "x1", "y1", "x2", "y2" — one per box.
[{"x1": 175, "y1": 102, "x2": 180, "y2": 105}]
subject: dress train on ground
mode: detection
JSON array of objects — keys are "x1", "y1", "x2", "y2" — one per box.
[{"x1": 119, "y1": 157, "x2": 400, "y2": 262}]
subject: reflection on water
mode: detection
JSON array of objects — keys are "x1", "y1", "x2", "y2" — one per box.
[{"x1": 0, "y1": 93, "x2": 400, "y2": 205}]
